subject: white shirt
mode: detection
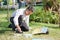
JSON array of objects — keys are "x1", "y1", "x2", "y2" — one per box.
[{"x1": 11, "y1": 8, "x2": 29, "y2": 26}]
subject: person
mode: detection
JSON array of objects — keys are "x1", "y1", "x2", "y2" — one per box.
[
  {"x1": 12, "y1": 0, "x2": 16, "y2": 9},
  {"x1": 26, "y1": 0, "x2": 31, "y2": 6},
  {"x1": 21, "y1": 0, "x2": 25, "y2": 7},
  {"x1": 17, "y1": 0, "x2": 22, "y2": 8},
  {"x1": 9, "y1": 6, "x2": 34, "y2": 33}
]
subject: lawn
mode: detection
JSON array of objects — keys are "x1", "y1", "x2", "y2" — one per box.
[{"x1": 0, "y1": 9, "x2": 60, "y2": 40}]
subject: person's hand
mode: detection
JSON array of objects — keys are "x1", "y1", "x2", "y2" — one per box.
[
  {"x1": 16, "y1": 25, "x2": 22, "y2": 33},
  {"x1": 16, "y1": 29, "x2": 23, "y2": 33}
]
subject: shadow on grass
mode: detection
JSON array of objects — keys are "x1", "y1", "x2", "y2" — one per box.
[
  {"x1": 0, "y1": 30, "x2": 12, "y2": 34},
  {"x1": 49, "y1": 27, "x2": 60, "y2": 29},
  {"x1": 0, "y1": 21, "x2": 12, "y2": 34},
  {"x1": 45, "y1": 26, "x2": 60, "y2": 29}
]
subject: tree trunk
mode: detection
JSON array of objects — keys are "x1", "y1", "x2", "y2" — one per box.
[
  {"x1": 59, "y1": 12, "x2": 60, "y2": 27},
  {"x1": 7, "y1": 0, "x2": 10, "y2": 22},
  {"x1": 58, "y1": 4, "x2": 60, "y2": 27}
]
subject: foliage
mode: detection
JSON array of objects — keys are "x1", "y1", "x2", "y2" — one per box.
[
  {"x1": 3, "y1": 0, "x2": 7, "y2": 5},
  {"x1": 30, "y1": 6, "x2": 59, "y2": 24},
  {"x1": 0, "y1": 0, "x2": 2, "y2": 2},
  {"x1": 8, "y1": 0, "x2": 13, "y2": 5}
]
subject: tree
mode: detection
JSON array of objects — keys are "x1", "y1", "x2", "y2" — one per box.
[
  {"x1": 42, "y1": 0, "x2": 59, "y2": 12},
  {"x1": 42, "y1": 0, "x2": 60, "y2": 27},
  {"x1": 7, "y1": 0, "x2": 10, "y2": 22},
  {"x1": 58, "y1": 4, "x2": 60, "y2": 27}
]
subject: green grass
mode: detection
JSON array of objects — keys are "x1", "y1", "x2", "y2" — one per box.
[{"x1": 0, "y1": 9, "x2": 60, "y2": 40}]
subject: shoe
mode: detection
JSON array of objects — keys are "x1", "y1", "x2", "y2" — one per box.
[
  {"x1": 12, "y1": 28, "x2": 15, "y2": 31},
  {"x1": 8, "y1": 24, "x2": 12, "y2": 28}
]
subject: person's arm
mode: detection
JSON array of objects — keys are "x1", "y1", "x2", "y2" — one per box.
[{"x1": 13, "y1": 10, "x2": 22, "y2": 32}]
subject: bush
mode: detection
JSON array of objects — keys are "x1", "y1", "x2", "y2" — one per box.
[{"x1": 30, "y1": 6, "x2": 59, "y2": 24}]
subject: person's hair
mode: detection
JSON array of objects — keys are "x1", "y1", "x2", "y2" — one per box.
[{"x1": 26, "y1": 6, "x2": 34, "y2": 12}]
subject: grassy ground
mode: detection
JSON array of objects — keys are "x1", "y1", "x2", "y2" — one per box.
[{"x1": 0, "y1": 9, "x2": 60, "y2": 40}]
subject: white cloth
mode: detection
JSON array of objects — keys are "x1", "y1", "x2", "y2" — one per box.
[{"x1": 11, "y1": 8, "x2": 29, "y2": 26}]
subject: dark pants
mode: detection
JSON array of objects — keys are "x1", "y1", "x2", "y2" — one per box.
[
  {"x1": 18, "y1": 2, "x2": 22, "y2": 9},
  {"x1": 17, "y1": 0, "x2": 22, "y2": 9},
  {"x1": 10, "y1": 15, "x2": 29, "y2": 31}
]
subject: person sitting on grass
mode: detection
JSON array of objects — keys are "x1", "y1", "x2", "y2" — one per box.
[{"x1": 9, "y1": 6, "x2": 34, "y2": 33}]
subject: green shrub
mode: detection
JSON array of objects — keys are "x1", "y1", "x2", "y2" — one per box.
[{"x1": 30, "y1": 7, "x2": 59, "y2": 24}]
